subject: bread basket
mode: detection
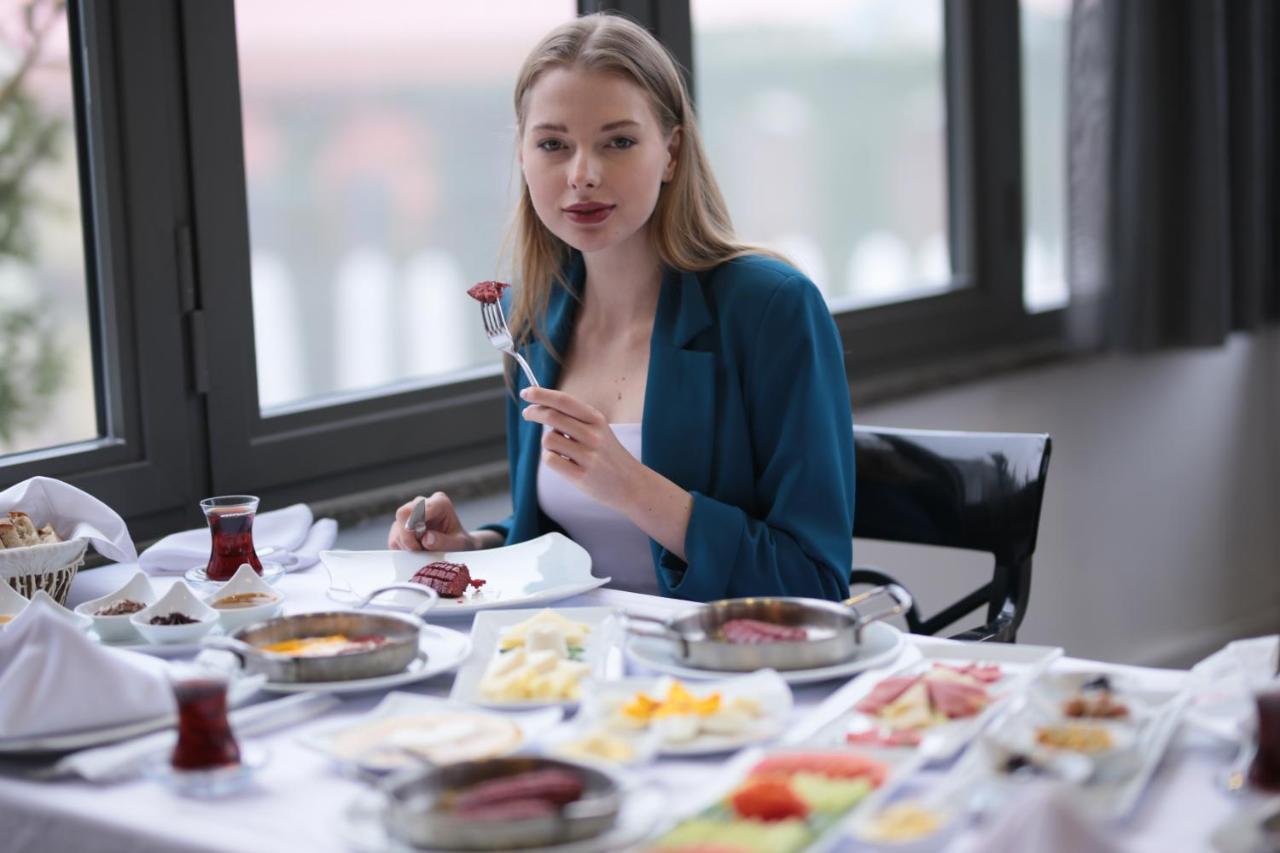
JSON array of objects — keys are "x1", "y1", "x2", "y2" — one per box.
[{"x1": 0, "y1": 537, "x2": 89, "y2": 606}]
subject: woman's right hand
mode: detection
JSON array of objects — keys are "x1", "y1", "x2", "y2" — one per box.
[{"x1": 388, "y1": 492, "x2": 475, "y2": 552}]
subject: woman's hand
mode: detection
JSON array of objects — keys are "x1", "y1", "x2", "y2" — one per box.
[
  {"x1": 519, "y1": 387, "x2": 645, "y2": 512},
  {"x1": 387, "y1": 492, "x2": 476, "y2": 552}
]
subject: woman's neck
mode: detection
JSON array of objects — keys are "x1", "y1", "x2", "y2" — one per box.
[{"x1": 579, "y1": 232, "x2": 663, "y2": 335}]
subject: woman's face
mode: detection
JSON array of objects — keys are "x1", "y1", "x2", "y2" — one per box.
[{"x1": 520, "y1": 67, "x2": 679, "y2": 258}]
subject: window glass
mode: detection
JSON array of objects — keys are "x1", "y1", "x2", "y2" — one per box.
[
  {"x1": 1021, "y1": 0, "x2": 1070, "y2": 312},
  {"x1": 233, "y1": 1, "x2": 575, "y2": 411},
  {"x1": 693, "y1": 0, "x2": 952, "y2": 307},
  {"x1": 0, "y1": 1, "x2": 96, "y2": 457}
]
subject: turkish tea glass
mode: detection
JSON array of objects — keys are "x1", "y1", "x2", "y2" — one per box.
[{"x1": 201, "y1": 495, "x2": 263, "y2": 581}]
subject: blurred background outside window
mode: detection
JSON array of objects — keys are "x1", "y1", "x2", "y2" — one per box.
[
  {"x1": 0, "y1": 0, "x2": 95, "y2": 458},
  {"x1": 693, "y1": 0, "x2": 952, "y2": 308},
  {"x1": 235, "y1": 1, "x2": 575, "y2": 413},
  {"x1": 1021, "y1": 0, "x2": 1070, "y2": 312}
]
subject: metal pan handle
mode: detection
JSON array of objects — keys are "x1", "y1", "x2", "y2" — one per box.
[
  {"x1": 357, "y1": 583, "x2": 439, "y2": 618},
  {"x1": 201, "y1": 634, "x2": 257, "y2": 665},
  {"x1": 842, "y1": 584, "x2": 913, "y2": 643},
  {"x1": 622, "y1": 612, "x2": 690, "y2": 658}
]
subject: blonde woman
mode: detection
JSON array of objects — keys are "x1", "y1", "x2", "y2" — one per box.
[{"x1": 389, "y1": 13, "x2": 854, "y2": 601}]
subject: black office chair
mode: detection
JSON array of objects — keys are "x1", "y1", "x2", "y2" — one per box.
[{"x1": 850, "y1": 425, "x2": 1052, "y2": 643}]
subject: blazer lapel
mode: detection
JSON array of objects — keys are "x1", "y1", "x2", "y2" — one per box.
[{"x1": 642, "y1": 268, "x2": 716, "y2": 498}]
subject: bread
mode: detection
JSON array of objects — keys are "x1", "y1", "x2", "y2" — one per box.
[{"x1": 0, "y1": 511, "x2": 60, "y2": 549}]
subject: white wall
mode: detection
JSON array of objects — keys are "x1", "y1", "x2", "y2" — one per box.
[{"x1": 855, "y1": 328, "x2": 1280, "y2": 667}]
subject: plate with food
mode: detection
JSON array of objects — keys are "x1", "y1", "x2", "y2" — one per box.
[
  {"x1": 646, "y1": 745, "x2": 919, "y2": 853},
  {"x1": 319, "y1": 533, "x2": 608, "y2": 617},
  {"x1": 581, "y1": 671, "x2": 793, "y2": 756},
  {"x1": 449, "y1": 608, "x2": 622, "y2": 709},
  {"x1": 961, "y1": 670, "x2": 1189, "y2": 820},
  {"x1": 785, "y1": 639, "x2": 1061, "y2": 760},
  {"x1": 300, "y1": 691, "x2": 563, "y2": 774}
]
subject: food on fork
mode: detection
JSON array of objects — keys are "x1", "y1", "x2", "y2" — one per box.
[
  {"x1": 719, "y1": 618, "x2": 807, "y2": 644},
  {"x1": 0, "y1": 511, "x2": 60, "y2": 549},
  {"x1": 410, "y1": 561, "x2": 475, "y2": 598},
  {"x1": 466, "y1": 280, "x2": 510, "y2": 304}
]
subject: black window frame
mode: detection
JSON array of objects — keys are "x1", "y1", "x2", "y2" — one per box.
[{"x1": 2, "y1": 0, "x2": 1067, "y2": 536}]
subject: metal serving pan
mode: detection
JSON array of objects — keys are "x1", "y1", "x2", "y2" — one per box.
[
  {"x1": 380, "y1": 756, "x2": 621, "y2": 851},
  {"x1": 625, "y1": 585, "x2": 911, "y2": 672},
  {"x1": 204, "y1": 584, "x2": 437, "y2": 683}
]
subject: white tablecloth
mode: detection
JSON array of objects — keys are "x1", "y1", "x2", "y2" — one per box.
[{"x1": 0, "y1": 562, "x2": 1260, "y2": 853}]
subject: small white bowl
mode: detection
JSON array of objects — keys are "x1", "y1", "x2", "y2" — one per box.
[
  {"x1": 129, "y1": 581, "x2": 219, "y2": 645},
  {"x1": 0, "y1": 578, "x2": 29, "y2": 631},
  {"x1": 75, "y1": 571, "x2": 158, "y2": 642},
  {"x1": 202, "y1": 563, "x2": 283, "y2": 634}
]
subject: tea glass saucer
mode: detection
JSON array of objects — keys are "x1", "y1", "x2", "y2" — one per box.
[{"x1": 184, "y1": 562, "x2": 286, "y2": 586}]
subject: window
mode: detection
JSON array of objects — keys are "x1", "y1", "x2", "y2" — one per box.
[
  {"x1": 1020, "y1": 0, "x2": 1070, "y2": 312},
  {"x1": 0, "y1": 3, "x2": 94, "y2": 456},
  {"x1": 233, "y1": 2, "x2": 574, "y2": 412},
  {"x1": 693, "y1": 0, "x2": 953, "y2": 309},
  {"x1": 2, "y1": 1, "x2": 1067, "y2": 533}
]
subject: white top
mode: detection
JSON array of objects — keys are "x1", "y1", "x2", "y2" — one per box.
[{"x1": 535, "y1": 423, "x2": 659, "y2": 596}]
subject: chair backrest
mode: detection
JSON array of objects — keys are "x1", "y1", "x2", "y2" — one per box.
[{"x1": 851, "y1": 424, "x2": 1052, "y2": 642}]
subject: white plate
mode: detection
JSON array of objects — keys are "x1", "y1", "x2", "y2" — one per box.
[
  {"x1": 449, "y1": 607, "x2": 622, "y2": 710},
  {"x1": 259, "y1": 624, "x2": 472, "y2": 694},
  {"x1": 319, "y1": 533, "x2": 608, "y2": 617},
  {"x1": 625, "y1": 620, "x2": 907, "y2": 685},
  {"x1": 339, "y1": 783, "x2": 668, "y2": 853},
  {"x1": 583, "y1": 670, "x2": 793, "y2": 756},
  {"x1": 0, "y1": 675, "x2": 264, "y2": 755},
  {"x1": 300, "y1": 691, "x2": 563, "y2": 772},
  {"x1": 785, "y1": 639, "x2": 1063, "y2": 760}
]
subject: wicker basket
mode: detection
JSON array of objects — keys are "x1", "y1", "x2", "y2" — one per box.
[{"x1": 0, "y1": 538, "x2": 89, "y2": 605}]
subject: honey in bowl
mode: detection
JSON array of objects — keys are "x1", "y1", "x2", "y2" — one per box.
[
  {"x1": 212, "y1": 592, "x2": 276, "y2": 610},
  {"x1": 0, "y1": 615, "x2": 14, "y2": 626}
]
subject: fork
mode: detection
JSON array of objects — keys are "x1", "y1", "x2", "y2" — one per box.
[{"x1": 481, "y1": 300, "x2": 540, "y2": 388}]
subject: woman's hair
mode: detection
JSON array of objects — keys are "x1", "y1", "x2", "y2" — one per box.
[{"x1": 505, "y1": 12, "x2": 778, "y2": 356}]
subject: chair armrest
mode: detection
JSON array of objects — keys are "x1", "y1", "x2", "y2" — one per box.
[{"x1": 948, "y1": 617, "x2": 1016, "y2": 643}]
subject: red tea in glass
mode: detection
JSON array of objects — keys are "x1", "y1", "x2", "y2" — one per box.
[
  {"x1": 201, "y1": 495, "x2": 263, "y2": 581},
  {"x1": 171, "y1": 676, "x2": 241, "y2": 771},
  {"x1": 1249, "y1": 686, "x2": 1280, "y2": 792}
]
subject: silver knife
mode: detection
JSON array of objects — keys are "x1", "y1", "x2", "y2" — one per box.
[
  {"x1": 404, "y1": 496, "x2": 427, "y2": 537},
  {"x1": 36, "y1": 692, "x2": 340, "y2": 782}
]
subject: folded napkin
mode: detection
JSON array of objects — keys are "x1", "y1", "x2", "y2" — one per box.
[
  {"x1": 0, "y1": 476, "x2": 137, "y2": 563},
  {"x1": 1186, "y1": 634, "x2": 1280, "y2": 741},
  {"x1": 0, "y1": 600, "x2": 173, "y2": 740},
  {"x1": 960, "y1": 782, "x2": 1123, "y2": 853},
  {"x1": 139, "y1": 502, "x2": 337, "y2": 575}
]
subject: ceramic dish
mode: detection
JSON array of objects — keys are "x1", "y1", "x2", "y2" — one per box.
[
  {"x1": 626, "y1": 620, "x2": 906, "y2": 685},
  {"x1": 201, "y1": 564, "x2": 284, "y2": 633},
  {"x1": 128, "y1": 581, "x2": 219, "y2": 645},
  {"x1": 580, "y1": 670, "x2": 793, "y2": 756},
  {"x1": 449, "y1": 608, "x2": 622, "y2": 709},
  {"x1": 184, "y1": 560, "x2": 288, "y2": 586},
  {"x1": 75, "y1": 571, "x2": 158, "y2": 642},
  {"x1": 319, "y1": 532, "x2": 608, "y2": 617},
  {"x1": 785, "y1": 639, "x2": 1062, "y2": 761},
  {"x1": 258, "y1": 623, "x2": 471, "y2": 695},
  {"x1": 301, "y1": 691, "x2": 563, "y2": 774}
]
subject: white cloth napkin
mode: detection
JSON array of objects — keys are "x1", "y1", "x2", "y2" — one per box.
[
  {"x1": 959, "y1": 782, "x2": 1123, "y2": 853},
  {"x1": 138, "y1": 503, "x2": 337, "y2": 575},
  {"x1": 1186, "y1": 634, "x2": 1280, "y2": 741},
  {"x1": 0, "y1": 600, "x2": 173, "y2": 740},
  {"x1": 0, "y1": 476, "x2": 137, "y2": 563}
]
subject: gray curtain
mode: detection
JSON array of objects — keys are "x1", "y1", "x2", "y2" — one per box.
[{"x1": 1066, "y1": 0, "x2": 1278, "y2": 351}]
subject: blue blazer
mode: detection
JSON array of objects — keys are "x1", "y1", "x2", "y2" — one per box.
[{"x1": 482, "y1": 252, "x2": 855, "y2": 602}]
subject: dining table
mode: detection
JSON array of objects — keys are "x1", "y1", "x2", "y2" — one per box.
[{"x1": 0, "y1": 559, "x2": 1266, "y2": 853}]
